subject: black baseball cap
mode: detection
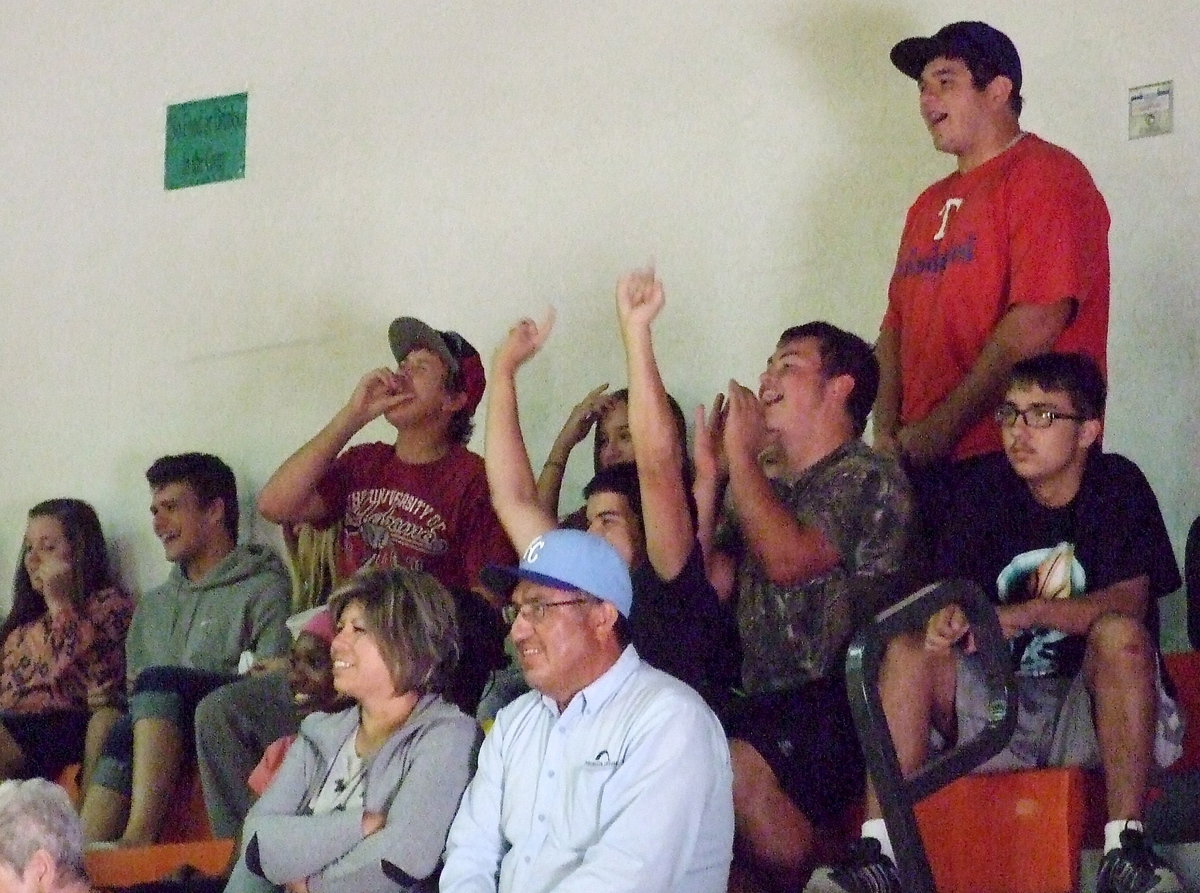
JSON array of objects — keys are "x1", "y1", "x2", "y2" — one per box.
[{"x1": 890, "y1": 21, "x2": 1021, "y2": 94}]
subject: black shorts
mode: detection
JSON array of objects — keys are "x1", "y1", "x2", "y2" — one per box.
[
  {"x1": 726, "y1": 677, "x2": 864, "y2": 825},
  {"x1": 0, "y1": 709, "x2": 89, "y2": 779}
]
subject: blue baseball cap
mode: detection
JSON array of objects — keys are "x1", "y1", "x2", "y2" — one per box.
[{"x1": 482, "y1": 529, "x2": 634, "y2": 618}]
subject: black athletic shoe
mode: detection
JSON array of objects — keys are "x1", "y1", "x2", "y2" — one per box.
[
  {"x1": 826, "y1": 837, "x2": 902, "y2": 893},
  {"x1": 1096, "y1": 828, "x2": 1183, "y2": 893}
]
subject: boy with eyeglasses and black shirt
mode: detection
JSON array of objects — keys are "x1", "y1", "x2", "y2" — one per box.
[{"x1": 830, "y1": 352, "x2": 1184, "y2": 893}]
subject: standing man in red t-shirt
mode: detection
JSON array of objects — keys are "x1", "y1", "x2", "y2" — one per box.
[{"x1": 873, "y1": 21, "x2": 1110, "y2": 526}]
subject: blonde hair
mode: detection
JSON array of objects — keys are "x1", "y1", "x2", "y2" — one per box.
[{"x1": 285, "y1": 521, "x2": 344, "y2": 613}]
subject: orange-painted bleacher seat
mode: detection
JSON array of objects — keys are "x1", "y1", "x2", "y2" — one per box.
[
  {"x1": 157, "y1": 760, "x2": 215, "y2": 843},
  {"x1": 86, "y1": 838, "x2": 235, "y2": 890},
  {"x1": 78, "y1": 760, "x2": 228, "y2": 890},
  {"x1": 910, "y1": 650, "x2": 1200, "y2": 893}
]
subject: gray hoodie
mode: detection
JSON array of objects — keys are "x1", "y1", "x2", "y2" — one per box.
[
  {"x1": 232, "y1": 696, "x2": 481, "y2": 893},
  {"x1": 125, "y1": 543, "x2": 292, "y2": 683}
]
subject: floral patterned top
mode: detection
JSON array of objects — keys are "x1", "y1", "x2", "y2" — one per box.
[{"x1": 0, "y1": 585, "x2": 134, "y2": 712}]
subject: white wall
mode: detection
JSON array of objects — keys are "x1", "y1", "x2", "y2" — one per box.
[{"x1": 1, "y1": 1, "x2": 1196, "y2": 646}]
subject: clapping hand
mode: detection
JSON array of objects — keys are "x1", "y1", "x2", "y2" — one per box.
[
  {"x1": 694, "y1": 393, "x2": 729, "y2": 482},
  {"x1": 722, "y1": 380, "x2": 768, "y2": 468}
]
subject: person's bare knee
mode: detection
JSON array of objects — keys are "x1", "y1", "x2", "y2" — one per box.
[
  {"x1": 730, "y1": 738, "x2": 775, "y2": 814},
  {"x1": 730, "y1": 738, "x2": 815, "y2": 889},
  {"x1": 730, "y1": 738, "x2": 805, "y2": 835},
  {"x1": 1085, "y1": 613, "x2": 1152, "y2": 683},
  {"x1": 878, "y1": 631, "x2": 957, "y2": 768}
]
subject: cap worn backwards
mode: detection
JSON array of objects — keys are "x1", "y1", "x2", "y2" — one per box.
[
  {"x1": 482, "y1": 529, "x2": 634, "y2": 618},
  {"x1": 388, "y1": 316, "x2": 486, "y2": 417}
]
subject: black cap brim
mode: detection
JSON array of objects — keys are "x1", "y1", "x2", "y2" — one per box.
[
  {"x1": 891, "y1": 36, "x2": 943, "y2": 80},
  {"x1": 480, "y1": 565, "x2": 576, "y2": 601}
]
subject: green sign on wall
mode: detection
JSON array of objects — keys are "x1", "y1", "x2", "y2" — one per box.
[{"x1": 164, "y1": 92, "x2": 247, "y2": 190}]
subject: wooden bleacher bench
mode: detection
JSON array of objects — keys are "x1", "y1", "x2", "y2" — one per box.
[
  {"x1": 86, "y1": 838, "x2": 235, "y2": 890},
  {"x1": 62, "y1": 758, "x2": 234, "y2": 890}
]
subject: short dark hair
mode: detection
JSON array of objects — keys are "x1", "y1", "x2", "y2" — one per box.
[
  {"x1": 961, "y1": 55, "x2": 1023, "y2": 117},
  {"x1": 1008, "y1": 352, "x2": 1107, "y2": 419},
  {"x1": 583, "y1": 462, "x2": 643, "y2": 523},
  {"x1": 2, "y1": 499, "x2": 114, "y2": 647},
  {"x1": 145, "y1": 453, "x2": 239, "y2": 541},
  {"x1": 777, "y1": 322, "x2": 879, "y2": 436},
  {"x1": 327, "y1": 567, "x2": 460, "y2": 697},
  {"x1": 613, "y1": 613, "x2": 633, "y2": 648}
]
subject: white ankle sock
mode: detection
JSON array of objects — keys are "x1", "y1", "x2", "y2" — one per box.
[
  {"x1": 1104, "y1": 819, "x2": 1144, "y2": 854},
  {"x1": 861, "y1": 818, "x2": 895, "y2": 862}
]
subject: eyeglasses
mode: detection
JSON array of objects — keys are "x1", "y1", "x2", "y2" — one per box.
[
  {"x1": 994, "y1": 403, "x2": 1087, "y2": 429},
  {"x1": 501, "y1": 598, "x2": 591, "y2": 625}
]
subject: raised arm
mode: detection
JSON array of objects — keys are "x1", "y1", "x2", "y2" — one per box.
[
  {"x1": 536, "y1": 383, "x2": 614, "y2": 516},
  {"x1": 485, "y1": 311, "x2": 559, "y2": 553},
  {"x1": 723, "y1": 381, "x2": 840, "y2": 585},
  {"x1": 616, "y1": 269, "x2": 692, "y2": 580},
  {"x1": 693, "y1": 396, "x2": 735, "y2": 600},
  {"x1": 258, "y1": 369, "x2": 407, "y2": 523}
]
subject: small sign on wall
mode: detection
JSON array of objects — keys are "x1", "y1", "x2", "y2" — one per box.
[
  {"x1": 164, "y1": 92, "x2": 247, "y2": 189},
  {"x1": 1128, "y1": 81, "x2": 1172, "y2": 140}
]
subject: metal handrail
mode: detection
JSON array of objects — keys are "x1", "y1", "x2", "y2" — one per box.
[{"x1": 845, "y1": 578, "x2": 1018, "y2": 892}]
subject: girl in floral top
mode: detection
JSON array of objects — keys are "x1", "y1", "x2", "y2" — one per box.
[{"x1": 0, "y1": 499, "x2": 133, "y2": 781}]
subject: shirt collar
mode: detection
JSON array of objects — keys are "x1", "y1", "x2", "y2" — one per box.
[{"x1": 540, "y1": 644, "x2": 641, "y2": 719}]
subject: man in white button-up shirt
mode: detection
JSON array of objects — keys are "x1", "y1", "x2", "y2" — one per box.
[{"x1": 440, "y1": 529, "x2": 734, "y2": 893}]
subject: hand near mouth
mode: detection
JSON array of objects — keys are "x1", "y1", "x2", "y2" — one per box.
[
  {"x1": 694, "y1": 393, "x2": 729, "y2": 481},
  {"x1": 346, "y1": 367, "x2": 409, "y2": 427},
  {"x1": 722, "y1": 380, "x2": 768, "y2": 467},
  {"x1": 34, "y1": 554, "x2": 74, "y2": 608}
]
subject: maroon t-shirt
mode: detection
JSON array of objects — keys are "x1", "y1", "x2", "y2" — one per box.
[{"x1": 316, "y1": 442, "x2": 515, "y2": 591}]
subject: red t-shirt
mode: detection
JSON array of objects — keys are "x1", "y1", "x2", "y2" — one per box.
[
  {"x1": 883, "y1": 133, "x2": 1110, "y2": 460},
  {"x1": 316, "y1": 442, "x2": 516, "y2": 591}
]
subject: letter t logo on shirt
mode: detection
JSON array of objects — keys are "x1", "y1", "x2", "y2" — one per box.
[{"x1": 934, "y1": 198, "x2": 964, "y2": 241}]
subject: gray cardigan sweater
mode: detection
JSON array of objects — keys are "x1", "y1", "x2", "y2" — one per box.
[{"x1": 235, "y1": 695, "x2": 480, "y2": 893}]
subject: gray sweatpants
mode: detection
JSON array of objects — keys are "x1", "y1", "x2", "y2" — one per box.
[{"x1": 195, "y1": 669, "x2": 301, "y2": 839}]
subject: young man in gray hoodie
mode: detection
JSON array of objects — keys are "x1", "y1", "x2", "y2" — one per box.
[{"x1": 79, "y1": 453, "x2": 291, "y2": 847}]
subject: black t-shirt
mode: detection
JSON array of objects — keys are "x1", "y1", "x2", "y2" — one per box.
[
  {"x1": 933, "y1": 451, "x2": 1180, "y2": 678},
  {"x1": 629, "y1": 544, "x2": 740, "y2": 717}
]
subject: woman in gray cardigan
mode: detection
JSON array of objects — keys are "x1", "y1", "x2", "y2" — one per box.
[{"x1": 225, "y1": 567, "x2": 482, "y2": 893}]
